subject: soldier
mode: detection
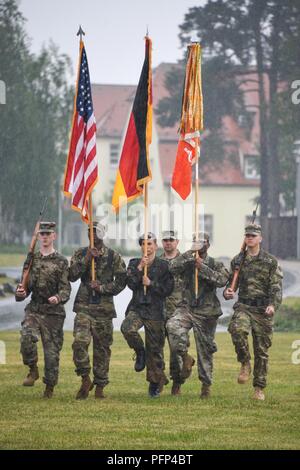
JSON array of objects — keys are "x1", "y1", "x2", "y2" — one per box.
[
  {"x1": 167, "y1": 232, "x2": 229, "y2": 398},
  {"x1": 15, "y1": 222, "x2": 71, "y2": 399},
  {"x1": 69, "y1": 222, "x2": 127, "y2": 400},
  {"x1": 121, "y1": 232, "x2": 174, "y2": 398},
  {"x1": 223, "y1": 223, "x2": 283, "y2": 401},
  {"x1": 159, "y1": 230, "x2": 192, "y2": 390}
]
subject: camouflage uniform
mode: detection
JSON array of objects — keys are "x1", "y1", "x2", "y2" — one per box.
[
  {"x1": 159, "y1": 250, "x2": 184, "y2": 381},
  {"x1": 160, "y1": 251, "x2": 183, "y2": 319},
  {"x1": 121, "y1": 256, "x2": 174, "y2": 385},
  {"x1": 69, "y1": 244, "x2": 126, "y2": 387},
  {"x1": 20, "y1": 251, "x2": 71, "y2": 387},
  {"x1": 167, "y1": 250, "x2": 229, "y2": 386},
  {"x1": 227, "y1": 248, "x2": 283, "y2": 389}
]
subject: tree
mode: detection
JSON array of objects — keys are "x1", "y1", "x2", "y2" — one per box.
[
  {"x1": 157, "y1": 0, "x2": 300, "y2": 217},
  {"x1": 0, "y1": 0, "x2": 73, "y2": 242}
]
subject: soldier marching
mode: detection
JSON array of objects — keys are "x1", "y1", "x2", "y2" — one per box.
[
  {"x1": 16, "y1": 221, "x2": 71, "y2": 399},
  {"x1": 15, "y1": 219, "x2": 283, "y2": 402},
  {"x1": 224, "y1": 223, "x2": 283, "y2": 401}
]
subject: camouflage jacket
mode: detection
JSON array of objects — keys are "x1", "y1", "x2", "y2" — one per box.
[
  {"x1": 24, "y1": 251, "x2": 71, "y2": 317},
  {"x1": 69, "y1": 245, "x2": 127, "y2": 317},
  {"x1": 127, "y1": 257, "x2": 174, "y2": 321},
  {"x1": 170, "y1": 250, "x2": 229, "y2": 317},
  {"x1": 227, "y1": 248, "x2": 283, "y2": 313},
  {"x1": 159, "y1": 251, "x2": 184, "y2": 318}
]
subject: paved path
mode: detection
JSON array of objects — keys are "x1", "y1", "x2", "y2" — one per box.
[{"x1": 0, "y1": 259, "x2": 299, "y2": 332}]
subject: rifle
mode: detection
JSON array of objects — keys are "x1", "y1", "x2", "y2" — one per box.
[
  {"x1": 15, "y1": 197, "x2": 47, "y2": 301},
  {"x1": 230, "y1": 201, "x2": 259, "y2": 291}
]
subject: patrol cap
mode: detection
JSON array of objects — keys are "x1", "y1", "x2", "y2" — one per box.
[
  {"x1": 138, "y1": 232, "x2": 157, "y2": 246},
  {"x1": 245, "y1": 223, "x2": 262, "y2": 236},
  {"x1": 162, "y1": 230, "x2": 178, "y2": 240},
  {"x1": 38, "y1": 221, "x2": 56, "y2": 233},
  {"x1": 192, "y1": 231, "x2": 210, "y2": 242},
  {"x1": 88, "y1": 221, "x2": 107, "y2": 240}
]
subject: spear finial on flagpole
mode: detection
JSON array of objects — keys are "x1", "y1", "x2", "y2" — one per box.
[
  {"x1": 190, "y1": 35, "x2": 199, "y2": 44},
  {"x1": 77, "y1": 25, "x2": 85, "y2": 42},
  {"x1": 146, "y1": 25, "x2": 149, "y2": 37}
]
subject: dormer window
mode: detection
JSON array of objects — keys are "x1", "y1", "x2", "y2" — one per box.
[{"x1": 244, "y1": 154, "x2": 259, "y2": 179}]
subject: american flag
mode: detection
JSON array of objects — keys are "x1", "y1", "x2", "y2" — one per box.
[{"x1": 64, "y1": 41, "x2": 98, "y2": 223}]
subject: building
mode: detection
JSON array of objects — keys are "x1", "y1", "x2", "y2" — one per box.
[{"x1": 67, "y1": 63, "x2": 260, "y2": 258}]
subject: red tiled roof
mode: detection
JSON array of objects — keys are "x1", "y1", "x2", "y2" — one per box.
[
  {"x1": 92, "y1": 84, "x2": 136, "y2": 137},
  {"x1": 159, "y1": 141, "x2": 259, "y2": 186},
  {"x1": 92, "y1": 63, "x2": 261, "y2": 187},
  {"x1": 153, "y1": 63, "x2": 181, "y2": 140}
]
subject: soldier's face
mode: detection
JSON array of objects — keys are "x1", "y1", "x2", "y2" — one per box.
[
  {"x1": 162, "y1": 239, "x2": 179, "y2": 253},
  {"x1": 38, "y1": 232, "x2": 56, "y2": 248},
  {"x1": 141, "y1": 240, "x2": 157, "y2": 256},
  {"x1": 245, "y1": 234, "x2": 262, "y2": 248},
  {"x1": 89, "y1": 229, "x2": 103, "y2": 245}
]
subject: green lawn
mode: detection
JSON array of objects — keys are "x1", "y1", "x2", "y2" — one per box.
[{"x1": 0, "y1": 331, "x2": 299, "y2": 450}]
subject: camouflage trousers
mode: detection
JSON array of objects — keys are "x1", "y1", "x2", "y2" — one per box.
[
  {"x1": 121, "y1": 310, "x2": 167, "y2": 385},
  {"x1": 165, "y1": 329, "x2": 178, "y2": 382},
  {"x1": 228, "y1": 307, "x2": 273, "y2": 389},
  {"x1": 20, "y1": 312, "x2": 64, "y2": 386},
  {"x1": 72, "y1": 312, "x2": 113, "y2": 387},
  {"x1": 166, "y1": 306, "x2": 218, "y2": 386},
  {"x1": 164, "y1": 311, "x2": 190, "y2": 382}
]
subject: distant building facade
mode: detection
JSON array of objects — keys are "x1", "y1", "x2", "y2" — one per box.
[{"x1": 66, "y1": 63, "x2": 260, "y2": 258}]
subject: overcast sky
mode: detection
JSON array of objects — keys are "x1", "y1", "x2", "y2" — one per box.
[{"x1": 19, "y1": 0, "x2": 204, "y2": 85}]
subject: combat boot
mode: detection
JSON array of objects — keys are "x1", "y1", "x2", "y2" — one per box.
[
  {"x1": 200, "y1": 383, "x2": 211, "y2": 399},
  {"x1": 237, "y1": 361, "x2": 251, "y2": 384},
  {"x1": 43, "y1": 385, "x2": 54, "y2": 399},
  {"x1": 181, "y1": 353, "x2": 195, "y2": 380},
  {"x1": 75, "y1": 375, "x2": 94, "y2": 400},
  {"x1": 95, "y1": 385, "x2": 105, "y2": 399},
  {"x1": 148, "y1": 382, "x2": 160, "y2": 398},
  {"x1": 134, "y1": 348, "x2": 146, "y2": 372},
  {"x1": 171, "y1": 382, "x2": 181, "y2": 396},
  {"x1": 23, "y1": 365, "x2": 39, "y2": 386},
  {"x1": 253, "y1": 387, "x2": 265, "y2": 401},
  {"x1": 158, "y1": 377, "x2": 169, "y2": 393}
]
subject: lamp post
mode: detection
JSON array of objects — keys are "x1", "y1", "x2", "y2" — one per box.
[{"x1": 294, "y1": 140, "x2": 300, "y2": 259}]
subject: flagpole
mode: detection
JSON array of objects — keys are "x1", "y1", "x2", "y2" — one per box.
[
  {"x1": 194, "y1": 138, "x2": 200, "y2": 298},
  {"x1": 88, "y1": 196, "x2": 96, "y2": 282},
  {"x1": 77, "y1": 25, "x2": 85, "y2": 42},
  {"x1": 143, "y1": 183, "x2": 149, "y2": 295}
]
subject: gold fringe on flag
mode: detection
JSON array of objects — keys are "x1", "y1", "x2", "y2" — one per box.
[{"x1": 179, "y1": 43, "x2": 203, "y2": 137}]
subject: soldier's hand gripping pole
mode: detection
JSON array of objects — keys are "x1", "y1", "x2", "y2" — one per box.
[
  {"x1": 230, "y1": 201, "x2": 259, "y2": 292},
  {"x1": 15, "y1": 196, "x2": 48, "y2": 301}
]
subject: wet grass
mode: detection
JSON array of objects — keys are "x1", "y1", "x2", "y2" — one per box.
[{"x1": 0, "y1": 331, "x2": 299, "y2": 450}]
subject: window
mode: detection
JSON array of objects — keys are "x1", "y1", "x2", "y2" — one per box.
[
  {"x1": 244, "y1": 155, "x2": 259, "y2": 179},
  {"x1": 110, "y1": 143, "x2": 120, "y2": 167},
  {"x1": 199, "y1": 214, "x2": 214, "y2": 243},
  {"x1": 237, "y1": 114, "x2": 248, "y2": 127},
  {"x1": 67, "y1": 223, "x2": 81, "y2": 246}
]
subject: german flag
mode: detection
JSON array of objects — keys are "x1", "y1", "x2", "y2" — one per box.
[{"x1": 112, "y1": 37, "x2": 152, "y2": 211}]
